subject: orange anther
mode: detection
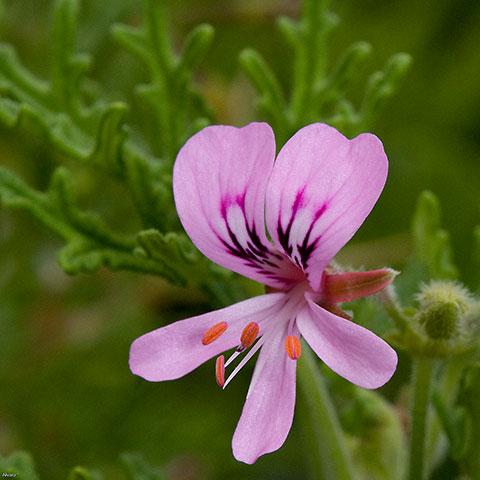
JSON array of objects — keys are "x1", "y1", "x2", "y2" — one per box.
[
  {"x1": 202, "y1": 322, "x2": 228, "y2": 345},
  {"x1": 238, "y1": 322, "x2": 260, "y2": 351},
  {"x1": 285, "y1": 335, "x2": 302, "y2": 360},
  {"x1": 215, "y1": 355, "x2": 225, "y2": 388}
]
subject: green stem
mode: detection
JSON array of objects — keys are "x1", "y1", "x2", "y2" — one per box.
[
  {"x1": 408, "y1": 357, "x2": 436, "y2": 480},
  {"x1": 427, "y1": 360, "x2": 462, "y2": 470},
  {"x1": 298, "y1": 344, "x2": 355, "y2": 480},
  {"x1": 378, "y1": 287, "x2": 410, "y2": 332}
]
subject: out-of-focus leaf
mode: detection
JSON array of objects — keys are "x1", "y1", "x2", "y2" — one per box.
[
  {"x1": 68, "y1": 466, "x2": 104, "y2": 480},
  {"x1": 412, "y1": 190, "x2": 458, "y2": 280},
  {"x1": 121, "y1": 452, "x2": 167, "y2": 480},
  {"x1": 473, "y1": 226, "x2": 480, "y2": 292},
  {"x1": 240, "y1": 0, "x2": 411, "y2": 143},
  {"x1": 0, "y1": 451, "x2": 40, "y2": 480},
  {"x1": 456, "y1": 363, "x2": 480, "y2": 476}
]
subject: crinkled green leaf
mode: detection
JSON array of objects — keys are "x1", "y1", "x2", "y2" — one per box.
[
  {"x1": 112, "y1": 0, "x2": 215, "y2": 164},
  {"x1": 0, "y1": 166, "x2": 180, "y2": 283},
  {"x1": 240, "y1": 0, "x2": 411, "y2": 143}
]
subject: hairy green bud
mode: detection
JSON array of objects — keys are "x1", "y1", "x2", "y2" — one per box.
[
  {"x1": 418, "y1": 301, "x2": 459, "y2": 340},
  {"x1": 416, "y1": 281, "x2": 473, "y2": 341}
]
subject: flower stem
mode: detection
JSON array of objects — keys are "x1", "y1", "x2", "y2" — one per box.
[
  {"x1": 298, "y1": 344, "x2": 355, "y2": 480},
  {"x1": 407, "y1": 357, "x2": 436, "y2": 480}
]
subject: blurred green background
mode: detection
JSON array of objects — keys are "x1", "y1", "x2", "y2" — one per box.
[{"x1": 0, "y1": 0, "x2": 479, "y2": 478}]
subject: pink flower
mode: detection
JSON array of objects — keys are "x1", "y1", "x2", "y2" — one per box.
[{"x1": 130, "y1": 123, "x2": 398, "y2": 463}]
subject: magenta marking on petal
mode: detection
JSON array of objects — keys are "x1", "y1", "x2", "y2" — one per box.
[
  {"x1": 277, "y1": 200, "x2": 328, "y2": 270},
  {"x1": 217, "y1": 197, "x2": 303, "y2": 287},
  {"x1": 236, "y1": 191, "x2": 247, "y2": 209},
  {"x1": 314, "y1": 202, "x2": 328, "y2": 220},
  {"x1": 292, "y1": 187, "x2": 306, "y2": 215}
]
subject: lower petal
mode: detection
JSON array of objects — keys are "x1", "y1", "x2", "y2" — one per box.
[
  {"x1": 297, "y1": 298, "x2": 397, "y2": 389},
  {"x1": 129, "y1": 293, "x2": 285, "y2": 382},
  {"x1": 232, "y1": 322, "x2": 296, "y2": 464}
]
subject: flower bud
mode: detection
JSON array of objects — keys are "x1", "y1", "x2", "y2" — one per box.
[{"x1": 416, "y1": 281, "x2": 472, "y2": 340}]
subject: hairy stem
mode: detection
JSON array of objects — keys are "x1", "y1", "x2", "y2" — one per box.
[
  {"x1": 408, "y1": 357, "x2": 436, "y2": 480},
  {"x1": 298, "y1": 344, "x2": 355, "y2": 480}
]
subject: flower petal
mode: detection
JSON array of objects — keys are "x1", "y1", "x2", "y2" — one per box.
[
  {"x1": 232, "y1": 321, "x2": 296, "y2": 464},
  {"x1": 130, "y1": 293, "x2": 285, "y2": 381},
  {"x1": 266, "y1": 123, "x2": 388, "y2": 291},
  {"x1": 296, "y1": 297, "x2": 397, "y2": 389},
  {"x1": 174, "y1": 123, "x2": 303, "y2": 289}
]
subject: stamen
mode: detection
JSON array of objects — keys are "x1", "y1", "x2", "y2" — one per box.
[
  {"x1": 237, "y1": 322, "x2": 260, "y2": 351},
  {"x1": 223, "y1": 337, "x2": 265, "y2": 389},
  {"x1": 224, "y1": 350, "x2": 241, "y2": 368},
  {"x1": 215, "y1": 355, "x2": 225, "y2": 388},
  {"x1": 285, "y1": 335, "x2": 301, "y2": 360},
  {"x1": 202, "y1": 321, "x2": 228, "y2": 345}
]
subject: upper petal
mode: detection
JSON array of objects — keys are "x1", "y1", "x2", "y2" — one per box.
[
  {"x1": 296, "y1": 297, "x2": 397, "y2": 389},
  {"x1": 174, "y1": 123, "x2": 303, "y2": 289},
  {"x1": 232, "y1": 321, "x2": 296, "y2": 464},
  {"x1": 265, "y1": 123, "x2": 388, "y2": 291},
  {"x1": 130, "y1": 293, "x2": 285, "y2": 382}
]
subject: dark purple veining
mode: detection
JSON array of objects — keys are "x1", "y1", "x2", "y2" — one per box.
[
  {"x1": 277, "y1": 188, "x2": 328, "y2": 270},
  {"x1": 218, "y1": 192, "x2": 298, "y2": 286}
]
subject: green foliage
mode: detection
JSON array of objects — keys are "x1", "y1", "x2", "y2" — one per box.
[
  {"x1": 3, "y1": 1, "x2": 480, "y2": 480},
  {"x1": 0, "y1": 451, "x2": 167, "y2": 480},
  {"x1": 0, "y1": 165, "x2": 228, "y2": 290},
  {"x1": 68, "y1": 467, "x2": 103, "y2": 480},
  {"x1": 453, "y1": 363, "x2": 480, "y2": 477},
  {"x1": 412, "y1": 190, "x2": 458, "y2": 280},
  {"x1": 111, "y1": 0, "x2": 214, "y2": 164},
  {"x1": 120, "y1": 453, "x2": 167, "y2": 480},
  {"x1": 240, "y1": 0, "x2": 412, "y2": 143},
  {"x1": 0, "y1": 0, "x2": 217, "y2": 288},
  {"x1": 0, "y1": 451, "x2": 40, "y2": 480},
  {"x1": 473, "y1": 226, "x2": 480, "y2": 291}
]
